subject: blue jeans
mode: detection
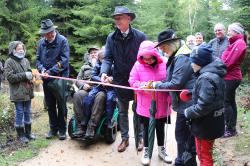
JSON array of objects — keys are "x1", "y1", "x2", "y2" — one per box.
[
  {"x1": 224, "y1": 80, "x2": 241, "y2": 131},
  {"x1": 14, "y1": 100, "x2": 32, "y2": 127}
]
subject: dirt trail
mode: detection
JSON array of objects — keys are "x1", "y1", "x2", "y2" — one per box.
[{"x1": 19, "y1": 111, "x2": 177, "y2": 166}]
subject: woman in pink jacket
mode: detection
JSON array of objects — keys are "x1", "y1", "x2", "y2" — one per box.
[
  {"x1": 129, "y1": 40, "x2": 172, "y2": 165},
  {"x1": 221, "y1": 22, "x2": 247, "y2": 138}
]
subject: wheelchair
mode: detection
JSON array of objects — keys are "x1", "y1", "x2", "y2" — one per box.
[{"x1": 68, "y1": 107, "x2": 119, "y2": 144}]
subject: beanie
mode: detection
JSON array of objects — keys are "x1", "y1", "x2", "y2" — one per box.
[
  {"x1": 228, "y1": 23, "x2": 244, "y2": 34},
  {"x1": 190, "y1": 44, "x2": 213, "y2": 67}
]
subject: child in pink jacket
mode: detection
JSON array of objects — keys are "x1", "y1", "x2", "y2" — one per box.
[{"x1": 129, "y1": 40, "x2": 172, "y2": 165}]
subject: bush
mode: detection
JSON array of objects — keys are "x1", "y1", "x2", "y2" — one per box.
[{"x1": 0, "y1": 93, "x2": 15, "y2": 145}]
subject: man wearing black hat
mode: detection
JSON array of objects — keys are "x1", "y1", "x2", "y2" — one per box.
[
  {"x1": 151, "y1": 29, "x2": 197, "y2": 166},
  {"x1": 36, "y1": 19, "x2": 70, "y2": 140},
  {"x1": 100, "y1": 6, "x2": 146, "y2": 152}
]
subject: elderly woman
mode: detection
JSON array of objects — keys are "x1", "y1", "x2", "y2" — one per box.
[
  {"x1": 221, "y1": 23, "x2": 247, "y2": 138},
  {"x1": 195, "y1": 32, "x2": 205, "y2": 46},
  {"x1": 152, "y1": 29, "x2": 197, "y2": 166},
  {"x1": 4, "y1": 41, "x2": 35, "y2": 144}
]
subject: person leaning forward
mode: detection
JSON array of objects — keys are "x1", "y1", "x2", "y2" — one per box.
[
  {"x1": 36, "y1": 19, "x2": 70, "y2": 140},
  {"x1": 100, "y1": 6, "x2": 146, "y2": 152},
  {"x1": 153, "y1": 29, "x2": 197, "y2": 166}
]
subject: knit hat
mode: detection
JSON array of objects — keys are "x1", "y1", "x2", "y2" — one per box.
[
  {"x1": 8, "y1": 41, "x2": 25, "y2": 56},
  {"x1": 190, "y1": 44, "x2": 213, "y2": 67},
  {"x1": 228, "y1": 23, "x2": 244, "y2": 34}
]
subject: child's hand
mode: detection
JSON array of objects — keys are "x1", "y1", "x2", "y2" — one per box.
[{"x1": 83, "y1": 84, "x2": 91, "y2": 90}]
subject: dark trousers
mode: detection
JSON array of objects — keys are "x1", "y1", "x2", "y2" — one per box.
[
  {"x1": 43, "y1": 83, "x2": 67, "y2": 133},
  {"x1": 224, "y1": 80, "x2": 241, "y2": 131},
  {"x1": 73, "y1": 89, "x2": 106, "y2": 127},
  {"x1": 84, "y1": 87, "x2": 116, "y2": 122},
  {"x1": 141, "y1": 116, "x2": 166, "y2": 147},
  {"x1": 175, "y1": 113, "x2": 197, "y2": 166}
]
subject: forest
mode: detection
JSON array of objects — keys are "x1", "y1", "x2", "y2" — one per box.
[{"x1": 0, "y1": 0, "x2": 249, "y2": 77}]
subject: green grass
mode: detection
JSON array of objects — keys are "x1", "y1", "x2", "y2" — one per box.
[{"x1": 0, "y1": 137, "x2": 50, "y2": 165}]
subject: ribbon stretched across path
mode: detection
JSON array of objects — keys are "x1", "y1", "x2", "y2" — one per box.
[{"x1": 37, "y1": 73, "x2": 183, "y2": 92}]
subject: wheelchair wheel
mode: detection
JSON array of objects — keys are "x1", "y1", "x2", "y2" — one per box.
[
  {"x1": 68, "y1": 116, "x2": 77, "y2": 139},
  {"x1": 104, "y1": 122, "x2": 117, "y2": 144}
]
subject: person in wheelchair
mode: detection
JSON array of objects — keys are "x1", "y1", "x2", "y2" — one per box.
[
  {"x1": 72, "y1": 46, "x2": 106, "y2": 138},
  {"x1": 84, "y1": 48, "x2": 116, "y2": 140}
]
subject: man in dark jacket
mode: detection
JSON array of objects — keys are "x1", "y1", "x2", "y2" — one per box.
[
  {"x1": 36, "y1": 19, "x2": 70, "y2": 140},
  {"x1": 184, "y1": 44, "x2": 226, "y2": 165},
  {"x1": 100, "y1": 6, "x2": 146, "y2": 152},
  {"x1": 208, "y1": 23, "x2": 229, "y2": 58},
  {"x1": 153, "y1": 29, "x2": 197, "y2": 166}
]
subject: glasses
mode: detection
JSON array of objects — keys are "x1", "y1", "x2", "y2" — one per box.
[
  {"x1": 142, "y1": 56, "x2": 155, "y2": 61},
  {"x1": 214, "y1": 29, "x2": 223, "y2": 32}
]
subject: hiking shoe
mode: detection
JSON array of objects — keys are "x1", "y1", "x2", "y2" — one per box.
[
  {"x1": 141, "y1": 147, "x2": 150, "y2": 165},
  {"x1": 45, "y1": 130, "x2": 58, "y2": 139},
  {"x1": 59, "y1": 131, "x2": 66, "y2": 140},
  {"x1": 158, "y1": 146, "x2": 172, "y2": 164}
]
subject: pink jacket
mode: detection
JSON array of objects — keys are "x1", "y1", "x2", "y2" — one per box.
[
  {"x1": 221, "y1": 34, "x2": 247, "y2": 80},
  {"x1": 129, "y1": 41, "x2": 172, "y2": 119}
]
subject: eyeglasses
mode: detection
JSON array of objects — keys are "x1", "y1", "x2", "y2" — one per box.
[
  {"x1": 142, "y1": 56, "x2": 155, "y2": 61},
  {"x1": 214, "y1": 29, "x2": 223, "y2": 32}
]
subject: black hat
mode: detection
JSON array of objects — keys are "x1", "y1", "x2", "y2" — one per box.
[
  {"x1": 112, "y1": 6, "x2": 136, "y2": 21},
  {"x1": 155, "y1": 29, "x2": 181, "y2": 47},
  {"x1": 39, "y1": 19, "x2": 57, "y2": 34},
  {"x1": 190, "y1": 44, "x2": 213, "y2": 67}
]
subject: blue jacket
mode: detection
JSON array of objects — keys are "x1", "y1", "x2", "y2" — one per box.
[
  {"x1": 155, "y1": 45, "x2": 196, "y2": 114},
  {"x1": 101, "y1": 27, "x2": 146, "y2": 101},
  {"x1": 36, "y1": 32, "x2": 70, "y2": 78},
  {"x1": 185, "y1": 59, "x2": 227, "y2": 139}
]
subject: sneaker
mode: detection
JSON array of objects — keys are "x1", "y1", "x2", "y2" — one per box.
[
  {"x1": 158, "y1": 146, "x2": 172, "y2": 164},
  {"x1": 141, "y1": 147, "x2": 150, "y2": 165},
  {"x1": 45, "y1": 130, "x2": 58, "y2": 139},
  {"x1": 223, "y1": 130, "x2": 237, "y2": 138}
]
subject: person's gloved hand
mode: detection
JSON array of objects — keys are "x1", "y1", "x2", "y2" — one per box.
[
  {"x1": 180, "y1": 89, "x2": 192, "y2": 102},
  {"x1": 144, "y1": 80, "x2": 153, "y2": 89},
  {"x1": 25, "y1": 72, "x2": 33, "y2": 80}
]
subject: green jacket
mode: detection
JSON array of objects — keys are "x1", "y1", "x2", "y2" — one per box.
[
  {"x1": 75, "y1": 61, "x2": 93, "y2": 89},
  {"x1": 4, "y1": 56, "x2": 34, "y2": 101}
]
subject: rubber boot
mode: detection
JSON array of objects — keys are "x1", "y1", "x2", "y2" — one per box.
[
  {"x1": 16, "y1": 126, "x2": 29, "y2": 144},
  {"x1": 25, "y1": 124, "x2": 36, "y2": 140}
]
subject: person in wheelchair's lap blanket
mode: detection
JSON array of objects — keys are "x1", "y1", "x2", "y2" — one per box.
[{"x1": 84, "y1": 49, "x2": 116, "y2": 140}]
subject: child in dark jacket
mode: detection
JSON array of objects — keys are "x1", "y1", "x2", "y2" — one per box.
[
  {"x1": 4, "y1": 41, "x2": 36, "y2": 144},
  {"x1": 184, "y1": 44, "x2": 227, "y2": 166},
  {"x1": 84, "y1": 48, "x2": 116, "y2": 140}
]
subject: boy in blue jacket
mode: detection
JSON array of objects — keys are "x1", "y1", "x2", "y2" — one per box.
[
  {"x1": 184, "y1": 44, "x2": 226, "y2": 166},
  {"x1": 84, "y1": 49, "x2": 116, "y2": 140}
]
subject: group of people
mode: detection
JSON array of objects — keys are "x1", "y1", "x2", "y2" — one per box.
[{"x1": 2, "y1": 5, "x2": 247, "y2": 166}]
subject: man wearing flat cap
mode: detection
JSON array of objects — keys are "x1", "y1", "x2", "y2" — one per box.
[
  {"x1": 100, "y1": 6, "x2": 146, "y2": 152},
  {"x1": 36, "y1": 19, "x2": 70, "y2": 140},
  {"x1": 152, "y1": 29, "x2": 197, "y2": 165}
]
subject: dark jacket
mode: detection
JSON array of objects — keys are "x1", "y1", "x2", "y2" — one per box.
[
  {"x1": 75, "y1": 61, "x2": 93, "y2": 89},
  {"x1": 155, "y1": 45, "x2": 196, "y2": 114},
  {"x1": 36, "y1": 32, "x2": 70, "y2": 78},
  {"x1": 4, "y1": 56, "x2": 34, "y2": 101},
  {"x1": 185, "y1": 59, "x2": 227, "y2": 140},
  {"x1": 101, "y1": 27, "x2": 146, "y2": 101}
]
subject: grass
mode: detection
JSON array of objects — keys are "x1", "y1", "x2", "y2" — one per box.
[
  {"x1": 0, "y1": 92, "x2": 52, "y2": 165},
  {"x1": 0, "y1": 138, "x2": 49, "y2": 166}
]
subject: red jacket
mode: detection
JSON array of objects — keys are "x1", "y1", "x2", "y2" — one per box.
[{"x1": 221, "y1": 34, "x2": 247, "y2": 80}]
